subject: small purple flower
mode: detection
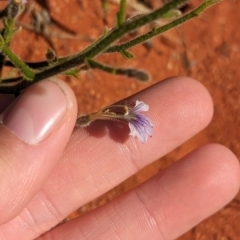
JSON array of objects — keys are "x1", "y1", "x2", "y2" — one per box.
[
  {"x1": 76, "y1": 100, "x2": 154, "y2": 143},
  {"x1": 127, "y1": 101, "x2": 154, "y2": 143}
]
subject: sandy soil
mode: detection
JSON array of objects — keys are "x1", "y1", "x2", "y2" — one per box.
[{"x1": 1, "y1": 0, "x2": 240, "y2": 239}]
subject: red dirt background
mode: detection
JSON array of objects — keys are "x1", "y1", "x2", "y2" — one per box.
[{"x1": 2, "y1": 0, "x2": 240, "y2": 239}]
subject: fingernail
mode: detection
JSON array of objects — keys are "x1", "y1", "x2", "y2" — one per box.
[{"x1": 1, "y1": 80, "x2": 68, "y2": 144}]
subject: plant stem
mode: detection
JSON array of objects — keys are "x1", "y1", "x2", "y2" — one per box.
[
  {"x1": 4, "y1": 60, "x2": 50, "y2": 69},
  {"x1": 79, "y1": 0, "x2": 187, "y2": 58},
  {"x1": 32, "y1": 0, "x2": 187, "y2": 80},
  {"x1": 106, "y1": 0, "x2": 220, "y2": 53},
  {"x1": 0, "y1": 0, "x2": 221, "y2": 94}
]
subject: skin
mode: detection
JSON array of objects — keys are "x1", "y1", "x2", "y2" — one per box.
[{"x1": 0, "y1": 76, "x2": 239, "y2": 240}]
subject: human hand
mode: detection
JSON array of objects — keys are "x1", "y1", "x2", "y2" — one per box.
[{"x1": 0, "y1": 77, "x2": 239, "y2": 240}]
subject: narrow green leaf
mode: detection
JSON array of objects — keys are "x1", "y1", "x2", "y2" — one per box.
[
  {"x1": 161, "y1": 9, "x2": 182, "y2": 19},
  {"x1": 120, "y1": 49, "x2": 135, "y2": 59},
  {"x1": 116, "y1": 0, "x2": 127, "y2": 27},
  {"x1": 64, "y1": 68, "x2": 81, "y2": 78},
  {"x1": 124, "y1": 68, "x2": 150, "y2": 82}
]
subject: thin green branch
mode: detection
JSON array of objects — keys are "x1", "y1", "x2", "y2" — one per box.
[
  {"x1": 4, "y1": 60, "x2": 50, "y2": 69},
  {"x1": 0, "y1": 37, "x2": 35, "y2": 80},
  {"x1": 0, "y1": 76, "x2": 22, "y2": 85}
]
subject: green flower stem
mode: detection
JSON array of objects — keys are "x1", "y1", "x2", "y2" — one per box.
[
  {"x1": 0, "y1": 1, "x2": 24, "y2": 76},
  {"x1": 0, "y1": 17, "x2": 15, "y2": 74},
  {"x1": 3, "y1": 18, "x2": 15, "y2": 44},
  {"x1": 106, "y1": 0, "x2": 221, "y2": 53},
  {"x1": 0, "y1": 40, "x2": 35, "y2": 81},
  {"x1": 86, "y1": 58, "x2": 149, "y2": 81},
  {"x1": 3, "y1": 0, "x2": 24, "y2": 43},
  {"x1": 0, "y1": 0, "x2": 221, "y2": 94}
]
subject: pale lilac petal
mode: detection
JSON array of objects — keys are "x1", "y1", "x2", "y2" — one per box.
[
  {"x1": 128, "y1": 102, "x2": 153, "y2": 143},
  {"x1": 133, "y1": 100, "x2": 149, "y2": 113},
  {"x1": 129, "y1": 122, "x2": 147, "y2": 143},
  {"x1": 142, "y1": 118, "x2": 153, "y2": 136},
  {"x1": 137, "y1": 116, "x2": 152, "y2": 134},
  {"x1": 76, "y1": 100, "x2": 153, "y2": 143}
]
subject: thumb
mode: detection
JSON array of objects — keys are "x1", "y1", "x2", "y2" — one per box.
[{"x1": 0, "y1": 78, "x2": 77, "y2": 224}]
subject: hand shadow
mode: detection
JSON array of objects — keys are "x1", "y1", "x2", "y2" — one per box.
[{"x1": 84, "y1": 120, "x2": 130, "y2": 144}]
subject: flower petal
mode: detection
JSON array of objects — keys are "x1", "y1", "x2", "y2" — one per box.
[
  {"x1": 126, "y1": 100, "x2": 154, "y2": 143},
  {"x1": 129, "y1": 122, "x2": 147, "y2": 143},
  {"x1": 133, "y1": 100, "x2": 149, "y2": 113}
]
